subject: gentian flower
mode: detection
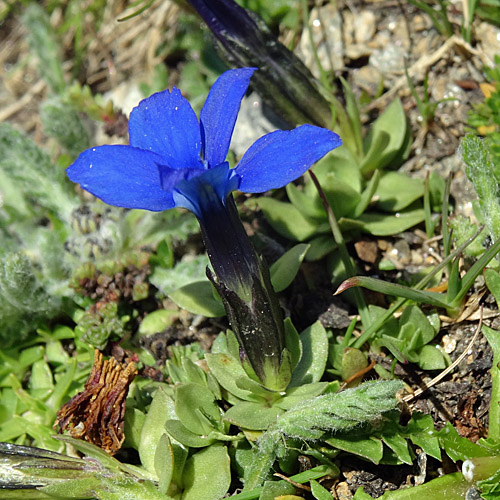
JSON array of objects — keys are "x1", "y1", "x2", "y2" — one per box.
[
  {"x1": 67, "y1": 67, "x2": 341, "y2": 390},
  {"x1": 185, "y1": 0, "x2": 332, "y2": 128}
]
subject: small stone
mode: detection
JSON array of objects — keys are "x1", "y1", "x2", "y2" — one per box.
[
  {"x1": 335, "y1": 481, "x2": 353, "y2": 499},
  {"x1": 354, "y1": 240, "x2": 379, "y2": 263},
  {"x1": 411, "y1": 249, "x2": 424, "y2": 265},
  {"x1": 476, "y1": 22, "x2": 500, "y2": 65},
  {"x1": 352, "y1": 66, "x2": 384, "y2": 97},
  {"x1": 298, "y1": 4, "x2": 344, "y2": 77},
  {"x1": 354, "y1": 11, "x2": 376, "y2": 43},
  {"x1": 394, "y1": 239, "x2": 411, "y2": 265},
  {"x1": 369, "y1": 42, "x2": 406, "y2": 74},
  {"x1": 231, "y1": 92, "x2": 279, "y2": 157},
  {"x1": 442, "y1": 334, "x2": 457, "y2": 354}
]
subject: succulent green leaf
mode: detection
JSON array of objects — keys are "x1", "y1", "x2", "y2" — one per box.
[
  {"x1": 155, "y1": 433, "x2": 174, "y2": 495},
  {"x1": 168, "y1": 281, "x2": 225, "y2": 317},
  {"x1": 249, "y1": 197, "x2": 329, "y2": 241},
  {"x1": 325, "y1": 434, "x2": 384, "y2": 463},
  {"x1": 360, "y1": 99, "x2": 409, "y2": 174},
  {"x1": 375, "y1": 172, "x2": 424, "y2": 212},
  {"x1": 180, "y1": 444, "x2": 231, "y2": 500},
  {"x1": 482, "y1": 325, "x2": 500, "y2": 441},
  {"x1": 205, "y1": 353, "x2": 264, "y2": 403},
  {"x1": 274, "y1": 382, "x2": 328, "y2": 410},
  {"x1": 310, "y1": 479, "x2": 334, "y2": 500},
  {"x1": 437, "y1": 422, "x2": 491, "y2": 462},
  {"x1": 289, "y1": 321, "x2": 329, "y2": 387},
  {"x1": 165, "y1": 419, "x2": 216, "y2": 448},
  {"x1": 284, "y1": 318, "x2": 302, "y2": 372},
  {"x1": 174, "y1": 383, "x2": 222, "y2": 436},
  {"x1": 139, "y1": 387, "x2": 176, "y2": 474},
  {"x1": 270, "y1": 243, "x2": 310, "y2": 292},
  {"x1": 416, "y1": 345, "x2": 447, "y2": 370},
  {"x1": 259, "y1": 480, "x2": 296, "y2": 499},
  {"x1": 340, "y1": 207, "x2": 425, "y2": 236},
  {"x1": 286, "y1": 182, "x2": 325, "y2": 219},
  {"x1": 224, "y1": 401, "x2": 283, "y2": 430}
]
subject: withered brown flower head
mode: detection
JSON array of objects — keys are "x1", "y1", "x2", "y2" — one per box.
[{"x1": 54, "y1": 350, "x2": 137, "y2": 455}]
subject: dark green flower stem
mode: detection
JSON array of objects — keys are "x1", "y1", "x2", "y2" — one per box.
[{"x1": 197, "y1": 191, "x2": 290, "y2": 390}]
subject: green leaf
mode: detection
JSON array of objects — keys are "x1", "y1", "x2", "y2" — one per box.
[
  {"x1": 485, "y1": 269, "x2": 500, "y2": 310},
  {"x1": 325, "y1": 434, "x2": 384, "y2": 463},
  {"x1": 169, "y1": 281, "x2": 225, "y2": 317},
  {"x1": 139, "y1": 387, "x2": 176, "y2": 474},
  {"x1": 320, "y1": 173, "x2": 362, "y2": 219},
  {"x1": 289, "y1": 322, "x2": 329, "y2": 387},
  {"x1": 310, "y1": 479, "x2": 334, "y2": 500},
  {"x1": 340, "y1": 207, "x2": 425, "y2": 236},
  {"x1": 359, "y1": 130, "x2": 390, "y2": 174},
  {"x1": 381, "y1": 430, "x2": 413, "y2": 465},
  {"x1": 270, "y1": 243, "x2": 310, "y2": 292},
  {"x1": 340, "y1": 347, "x2": 367, "y2": 383},
  {"x1": 138, "y1": 309, "x2": 177, "y2": 336},
  {"x1": 205, "y1": 353, "x2": 264, "y2": 403},
  {"x1": 416, "y1": 345, "x2": 447, "y2": 370},
  {"x1": 305, "y1": 235, "x2": 337, "y2": 261},
  {"x1": 482, "y1": 325, "x2": 500, "y2": 441},
  {"x1": 124, "y1": 408, "x2": 146, "y2": 449},
  {"x1": 29, "y1": 360, "x2": 53, "y2": 392},
  {"x1": 181, "y1": 444, "x2": 231, "y2": 500},
  {"x1": 360, "y1": 99, "x2": 409, "y2": 174},
  {"x1": 311, "y1": 147, "x2": 362, "y2": 193},
  {"x1": 249, "y1": 197, "x2": 329, "y2": 241},
  {"x1": 375, "y1": 172, "x2": 424, "y2": 212},
  {"x1": 165, "y1": 419, "x2": 216, "y2": 448},
  {"x1": 22, "y1": 4, "x2": 65, "y2": 94},
  {"x1": 437, "y1": 422, "x2": 491, "y2": 462},
  {"x1": 286, "y1": 182, "x2": 325, "y2": 219},
  {"x1": 405, "y1": 413, "x2": 441, "y2": 460},
  {"x1": 259, "y1": 480, "x2": 296, "y2": 499},
  {"x1": 399, "y1": 305, "x2": 436, "y2": 347},
  {"x1": 352, "y1": 169, "x2": 380, "y2": 218},
  {"x1": 462, "y1": 134, "x2": 500, "y2": 241},
  {"x1": 149, "y1": 254, "x2": 210, "y2": 294},
  {"x1": 211, "y1": 330, "x2": 241, "y2": 361},
  {"x1": 155, "y1": 434, "x2": 174, "y2": 495},
  {"x1": 275, "y1": 382, "x2": 328, "y2": 410},
  {"x1": 40, "y1": 97, "x2": 90, "y2": 157},
  {"x1": 284, "y1": 318, "x2": 302, "y2": 372},
  {"x1": 224, "y1": 401, "x2": 283, "y2": 430},
  {"x1": 174, "y1": 383, "x2": 222, "y2": 435}
]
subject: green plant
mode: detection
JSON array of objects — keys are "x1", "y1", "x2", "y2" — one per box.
[
  {"x1": 248, "y1": 98, "x2": 422, "y2": 266},
  {"x1": 467, "y1": 55, "x2": 500, "y2": 168}
]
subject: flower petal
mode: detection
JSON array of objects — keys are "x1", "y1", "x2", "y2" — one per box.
[
  {"x1": 236, "y1": 125, "x2": 342, "y2": 193},
  {"x1": 128, "y1": 88, "x2": 202, "y2": 169},
  {"x1": 172, "y1": 162, "x2": 240, "y2": 218},
  {"x1": 200, "y1": 67, "x2": 256, "y2": 167},
  {"x1": 67, "y1": 145, "x2": 175, "y2": 211}
]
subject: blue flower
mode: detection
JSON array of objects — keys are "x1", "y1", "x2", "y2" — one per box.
[
  {"x1": 66, "y1": 68, "x2": 341, "y2": 219},
  {"x1": 67, "y1": 67, "x2": 342, "y2": 391}
]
